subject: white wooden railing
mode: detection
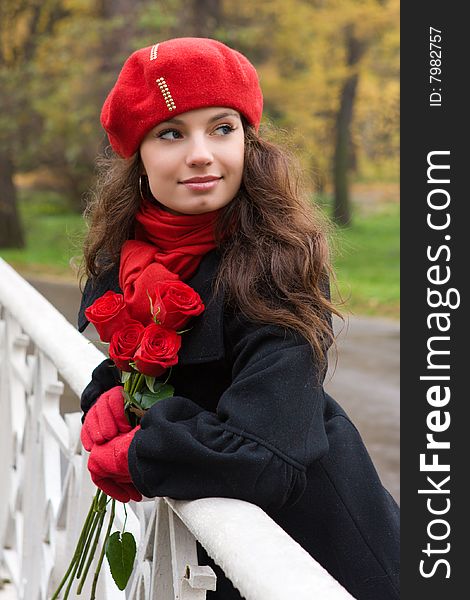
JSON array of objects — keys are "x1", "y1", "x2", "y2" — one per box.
[{"x1": 0, "y1": 257, "x2": 354, "y2": 600}]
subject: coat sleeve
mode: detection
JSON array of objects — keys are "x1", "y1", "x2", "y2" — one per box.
[
  {"x1": 80, "y1": 359, "x2": 122, "y2": 418},
  {"x1": 128, "y1": 314, "x2": 330, "y2": 512}
]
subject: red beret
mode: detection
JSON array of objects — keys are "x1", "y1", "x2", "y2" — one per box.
[{"x1": 100, "y1": 37, "x2": 263, "y2": 158}]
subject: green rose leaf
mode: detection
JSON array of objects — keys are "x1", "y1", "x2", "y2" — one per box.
[
  {"x1": 144, "y1": 375, "x2": 156, "y2": 392},
  {"x1": 121, "y1": 371, "x2": 132, "y2": 384},
  {"x1": 123, "y1": 390, "x2": 140, "y2": 411},
  {"x1": 105, "y1": 531, "x2": 137, "y2": 591},
  {"x1": 134, "y1": 383, "x2": 175, "y2": 410},
  {"x1": 153, "y1": 381, "x2": 174, "y2": 396}
]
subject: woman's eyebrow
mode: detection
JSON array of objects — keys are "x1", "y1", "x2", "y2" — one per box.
[
  {"x1": 159, "y1": 111, "x2": 240, "y2": 126},
  {"x1": 207, "y1": 111, "x2": 240, "y2": 123}
]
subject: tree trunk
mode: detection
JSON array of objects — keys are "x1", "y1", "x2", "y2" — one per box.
[
  {"x1": 332, "y1": 25, "x2": 365, "y2": 226},
  {"x1": 332, "y1": 73, "x2": 358, "y2": 226},
  {"x1": 94, "y1": 0, "x2": 143, "y2": 157},
  {"x1": 0, "y1": 153, "x2": 24, "y2": 248}
]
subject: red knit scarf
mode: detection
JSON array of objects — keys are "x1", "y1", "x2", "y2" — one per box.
[{"x1": 119, "y1": 198, "x2": 220, "y2": 322}]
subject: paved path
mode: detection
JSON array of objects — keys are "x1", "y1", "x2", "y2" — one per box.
[
  {"x1": 27, "y1": 278, "x2": 400, "y2": 503},
  {"x1": 324, "y1": 316, "x2": 400, "y2": 503}
]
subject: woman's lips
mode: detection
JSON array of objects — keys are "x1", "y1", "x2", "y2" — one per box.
[{"x1": 180, "y1": 178, "x2": 221, "y2": 191}]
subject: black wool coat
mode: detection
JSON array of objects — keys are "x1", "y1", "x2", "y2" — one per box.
[{"x1": 78, "y1": 248, "x2": 400, "y2": 600}]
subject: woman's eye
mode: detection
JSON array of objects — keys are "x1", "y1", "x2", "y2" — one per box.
[
  {"x1": 214, "y1": 124, "x2": 235, "y2": 135},
  {"x1": 156, "y1": 124, "x2": 235, "y2": 140},
  {"x1": 157, "y1": 129, "x2": 181, "y2": 140}
]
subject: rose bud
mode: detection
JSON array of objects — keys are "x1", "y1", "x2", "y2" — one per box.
[
  {"x1": 134, "y1": 323, "x2": 181, "y2": 377},
  {"x1": 109, "y1": 321, "x2": 145, "y2": 372},
  {"x1": 156, "y1": 281, "x2": 205, "y2": 330},
  {"x1": 85, "y1": 291, "x2": 132, "y2": 342},
  {"x1": 149, "y1": 286, "x2": 167, "y2": 326}
]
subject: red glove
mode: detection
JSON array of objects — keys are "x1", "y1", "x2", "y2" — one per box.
[
  {"x1": 87, "y1": 427, "x2": 142, "y2": 503},
  {"x1": 81, "y1": 386, "x2": 131, "y2": 451}
]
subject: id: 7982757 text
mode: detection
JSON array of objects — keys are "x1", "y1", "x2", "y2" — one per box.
[{"x1": 429, "y1": 27, "x2": 442, "y2": 107}]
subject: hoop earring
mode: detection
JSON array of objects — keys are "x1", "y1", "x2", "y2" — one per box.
[
  {"x1": 139, "y1": 174, "x2": 148, "y2": 202},
  {"x1": 139, "y1": 174, "x2": 159, "y2": 205}
]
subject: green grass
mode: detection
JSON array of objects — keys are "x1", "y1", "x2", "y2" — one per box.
[
  {"x1": 0, "y1": 190, "x2": 85, "y2": 279},
  {"x1": 1, "y1": 190, "x2": 400, "y2": 318},
  {"x1": 329, "y1": 202, "x2": 400, "y2": 319}
]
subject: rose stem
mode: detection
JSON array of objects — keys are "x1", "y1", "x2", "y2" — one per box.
[
  {"x1": 163, "y1": 367, "x2": 172, "y2": 384},
  {"x1": 75, "y1": 495, "x2": 105, "y2": 579},
  {"x1": 130, "y1": 373, "x2": 144, "y2": 397},
  {"x1": 50, "y1": 490, "x2": 101, "y2": 599},
  {"x1": 64, "y1": 506, "x2": 101, "y2": 599},
  {"x1": 90, "y1": 499, "x2": 116, "y2": 600},
  {"x1": 123, "y1": 503, "x2": 128, "y2": 533},
  {"x1": 76, "y1": 492, "x2": 108, "y2": 593}
]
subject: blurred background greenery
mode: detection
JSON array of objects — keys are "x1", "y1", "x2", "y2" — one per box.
[{"x1": 0, "y1": 0, "x2": 399, "y2": 319}]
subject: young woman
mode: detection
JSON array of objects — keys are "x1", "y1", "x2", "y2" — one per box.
[{"x1": 78, "y1": 37, "x2": 399, "y2": 600}]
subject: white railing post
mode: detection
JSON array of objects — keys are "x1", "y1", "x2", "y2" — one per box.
[
  {"x1": 168, "y1": 501, "x2": 216, "y2": 600},
  {"x1": 0, "y1": 316, "x2": 15, "y2": 587},
  {"x1": 0, "y1": 311, "x2": 32, "y2": 594}
]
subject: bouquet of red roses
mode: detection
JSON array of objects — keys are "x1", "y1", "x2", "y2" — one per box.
[
  {"x1": 52, "y1": 279, "x2": 204, "y2": 599},
  {"x1": 86, "y1": 279, "x2": 204, "y2": 420}
]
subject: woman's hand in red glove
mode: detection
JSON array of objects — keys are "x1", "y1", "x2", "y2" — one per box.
[
  {"x1": 87, "y1": 426, "x2": 142, "y2": 503},
  {"x1": 81, "y1": 385, "x2": 131, "y2": 451}
]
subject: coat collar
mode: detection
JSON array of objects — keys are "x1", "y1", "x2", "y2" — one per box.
[{"x1": 77, "y1": 249, "x2": 225, "y2": 365}]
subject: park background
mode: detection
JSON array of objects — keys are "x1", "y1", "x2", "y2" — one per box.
[{"x1": 0, "y1": 0, "x2": 399, "y2": 320}]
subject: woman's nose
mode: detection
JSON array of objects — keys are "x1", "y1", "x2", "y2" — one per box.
[{"x1": 185, "y1": 135, "x2": 214, "y2": 167}]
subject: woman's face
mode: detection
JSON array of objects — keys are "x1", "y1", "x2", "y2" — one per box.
[{"x1": 139, "y1": 106, "x2": 245, "y2": 215}]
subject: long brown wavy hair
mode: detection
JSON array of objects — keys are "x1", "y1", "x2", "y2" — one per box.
[{"x1": 82, "y1": 119, "x2": 343, "y2": 364}]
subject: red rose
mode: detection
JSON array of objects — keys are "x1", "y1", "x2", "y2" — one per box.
[
  {"x1": 134, "y1": 324, "x2": 181, "y2": 377},
  {"x1": 121, "y1": 259, "x2": 179, "y2": 325},
  {"x1": 85, "y1": 291, "x2": 132, "y2": 342},
  {"x1": 109, "y1": 321, "x2": 145, "y2": 372},
  {"x1": 153, "y1": 281, "x2": 204, "y2": 330}
]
